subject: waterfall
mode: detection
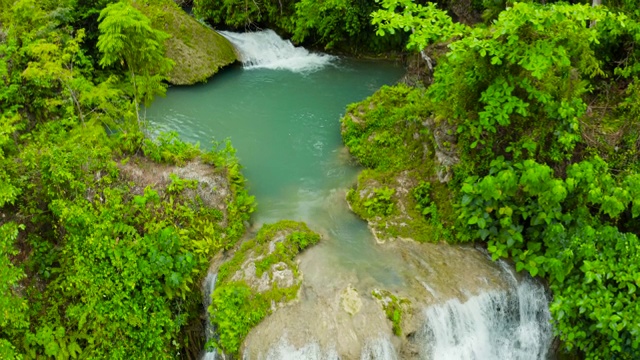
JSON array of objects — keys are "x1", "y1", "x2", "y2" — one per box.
[
  {"x1": 262, "y1": 339, "x2": 339, "y2": 360},
  {"x1": 219, "y1": 29, "x2": 336, "y2": 72},
  {"x1": 247, "y1": 336, "x2": 397, "y2": 360},
  {"x1": 360, "y1": 337, "x2": 397, "y2": 360},
  {"x1": 420, "y1": 277, "x2": 553, "y2": 360},
  {"x1": 202, "y1": 272, "x2": 220, "y2": 360}
]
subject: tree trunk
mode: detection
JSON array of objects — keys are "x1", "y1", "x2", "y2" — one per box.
[
  {"x1": 130, "y1": 67, "x2": 141, "y2": 130},
  {"x1": 590, "y1": 0, "x2": 602, "y2": 28}
]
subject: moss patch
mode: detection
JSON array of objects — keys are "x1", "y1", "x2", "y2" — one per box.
[
  {"x1": 209, "y1": 220, "x2": 321, "y2": 354},
  {"x1": 372, "y1": 289, "x2": 410, "y2": 337},
  {"x1": 134, "y1": 0, "x2": 237, "y2": 85},
  {"x1": 342, "y1": 85, "x2": 457, "y2": 243},
  {"x1": 341, "y1": 84, "x2": 431, "y2": 172}
]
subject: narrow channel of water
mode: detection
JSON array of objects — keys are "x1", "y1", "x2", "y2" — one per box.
[{"x1": 147, "y1": 30, "x2": 553, "y2": 359}]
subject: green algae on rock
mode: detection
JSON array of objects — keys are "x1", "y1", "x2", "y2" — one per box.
[
  {"x1": 341, "y1": 84, "x2": 457, "y2": 243},
  {"x1": 134, "y1": 0, "x2": 237, "y2": 85},
  {"x1": 208, "y1": 220, "x2": 321, "y2": 354}
]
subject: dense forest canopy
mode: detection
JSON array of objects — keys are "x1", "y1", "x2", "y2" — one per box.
[{"x1": 1, "y1": 0, "x2": 639, "y2": 359}]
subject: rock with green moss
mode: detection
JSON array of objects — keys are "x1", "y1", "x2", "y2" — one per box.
[
  {"x1": 372, "y1": 289, "x2": 410, "y2": 337},
  {"x1": 134, "y1": 0, "x2": 237, "y2": 85},
  {"x1": 341, "y1": 85, "x2": 459, "y2": 243},
  {"x1": 346, "y1": 168, "x2": 456, "y2": 243},
  {"x1": 208, "y1": 220, "x2": 321, "y2": 354}
]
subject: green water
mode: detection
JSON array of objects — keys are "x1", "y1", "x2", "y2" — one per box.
[{"x1": 147, "y1": 59, "x2": 406, "y2": 287}]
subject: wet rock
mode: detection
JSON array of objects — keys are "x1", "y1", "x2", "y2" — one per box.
[
  {"x1": 241, "y1": 237, "x2": 512, "y2": 359},
  {"x1": 229, "y1": 259, "x2": 295, "y2": 293},
  {"x1": 271, "y1": 263, "x2": 295, "y2": 289},
  {"x1": 340, "y1": 285, "x2": 363, "y2": 316}
]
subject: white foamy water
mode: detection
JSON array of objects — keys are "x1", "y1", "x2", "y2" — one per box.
[
  {"x1": 261, "y1": 339, "x2": 339, "y2": 360},
  {"x1": 219, "y1": 29, "x2": 336, "y2": 72},
  {"x1": 360, "y1": 337, "x2": 397, "y2": 360},
  {"x1": 420, "y1": 278, "x2": 553, "y2": 360},
  {"x1": 201, "y1": 273, "x2": 221, "y2": 360}
]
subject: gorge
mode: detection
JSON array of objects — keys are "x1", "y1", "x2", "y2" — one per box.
[{"x1": 146, "y1": 30, "x2": 554, "y2": 359}]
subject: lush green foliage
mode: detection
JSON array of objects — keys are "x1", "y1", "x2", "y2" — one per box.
[
  {"x1": 193, "y1": 0, "x2": 404, "y2": 51},
  {"x1": 0, "y1": 223, "x2": 28, "y2": 358},
  {"x1": 372, "y1": 0, "x2": 468, "y2": 51},
  {"x1": 209, "y1": 221, "x2": 320, "y2": 354},
  {"x1": 209, "y1": 282, "x2": 268, "y2": 354},
  {"x1": 458, "y1": 155, "x2": 640, "y2": 356},
  {"x1": 342, "y1": 84, "x2": 456, "y2": 242},
  {"x1": 371, "y1": 1, "x2": 640, "y2": 357},
  {"x1": 97, "y1": 1, "x2": 173, "y2": 126},
  {"x1": 0, "y1": 0, "x2": 254, "y2": 358}
]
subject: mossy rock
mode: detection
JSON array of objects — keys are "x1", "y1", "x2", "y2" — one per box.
[
  {"x1": 134, "y1": 0, "x2": 237, "y2": 85},
  {"x1": 372, "y1": 289, "x2": 410, "y2": 336},
  {"x1": 347, "y1": 168, "x2": 456, "y2": 243},
  {"x1": 341, "y1": 84, "x2": 459, "y2": 243},
  {"x1": 209, "y1": 220, "x2": 321, "y2": 354}
]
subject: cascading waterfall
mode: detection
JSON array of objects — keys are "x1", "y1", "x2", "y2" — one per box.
[
  {"x1": 420, "y1": 276, "x2": 553, "y2": 360},
  {"x1": 261, "y1": 339, "x2": 339, "y2": 360},
  {"x1": 201, "y1": 272, "x2": 220, "y2": 360},
  {"x1": 219, "y1": 29, "x2": 336, "y2": 72},
  {"x1": 360, "y1": 337, "x2": 398, "y2": 360},
  {"x1": 252, "y1": 336, "x2": 397, "y2": 360}
]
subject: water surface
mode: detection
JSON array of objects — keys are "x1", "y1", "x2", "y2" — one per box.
[{"x1": 147, "y1": 58, "x2": 407, "y2": 287}]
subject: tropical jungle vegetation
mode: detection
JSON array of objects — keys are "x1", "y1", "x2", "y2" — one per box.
[
  {"x1": 2, "y1": 0, "x2": 640, "y2": 358},
  {"x1": 0, "y1": 0, "x2": 255, "y2": 358},
  {"x1": 342, "y1": 0, "x2": 640, "y2": 358}
]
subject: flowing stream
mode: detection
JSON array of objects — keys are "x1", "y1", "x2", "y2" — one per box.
[{"x1": 147, "y1": 30, "x2": 553, "y2": 359}]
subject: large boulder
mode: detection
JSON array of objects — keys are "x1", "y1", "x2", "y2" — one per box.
[{"x1": 134, "y1": 0, "x2": 237, "y2": 85}]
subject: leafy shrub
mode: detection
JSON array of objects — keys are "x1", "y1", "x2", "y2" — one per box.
[
  {"x1": 363, "y1": 187, "x2": 396, "y2": 217},
  {"x1": 412, "y1": 180, "x2": 433, "y2": 217},
  {"x1": 209, "y1": 283, "x2": 269, "y2": 354},
  {"x1": 143, "y1": 131, "x2": 200, "y2": 165}
]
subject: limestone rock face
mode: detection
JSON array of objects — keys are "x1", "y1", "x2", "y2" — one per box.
[
  {"x1": 134, "y1": 0, "x2": 237, "y2": 85},
  {"x1": 424, "y1": 117, "x2": 459, "y2": 183},
  {"x1": 241, "y1": 238, "x2": 511, "y2": 360},
  {"x1": 118, "y1": 156, "x2": 231, "y2": 223}
]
